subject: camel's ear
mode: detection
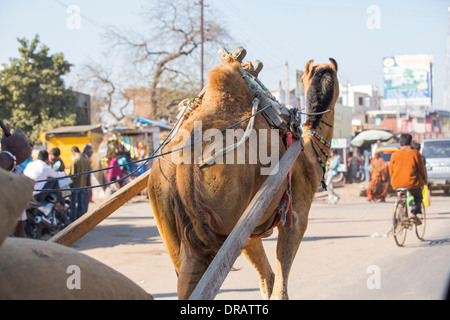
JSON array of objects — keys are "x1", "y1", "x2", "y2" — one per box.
[
  {"x1": 304, "y1": 59, "x2": 314, "y2": 76},
  {"x1": 329, "y1": 58, "x2": 338, "y2": 72}
]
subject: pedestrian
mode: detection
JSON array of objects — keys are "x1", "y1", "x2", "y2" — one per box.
[
  {"x1": 24, "y1": 150, "x2": 66, "y2": 204},
  {"x1": 82, "y1": 144, "x2": 94, "y2": 210},
  {"x1": 363, "y1": 149, "x2": 371, "y2": 183},
  {"x1": 49, "y1": 147, "x2": 65, "y2": 172},
  {"x1": 118, "y1": 151, "x2": 131, "y2": 185},
  {"x1": 107, "y1": 153, "x2": 124, "y2": 192},
  {"x1": 82, "y1": 144, "x2": 94, "y2": 160},
  {"x1": 411, "y1": 141, "x2": 426, "y2": 166},
  {"x1": 367, "y1": 151, "x2": 390, "y2": 202},
  {"x1": 325, "y1": 149, "x2": 340, "y2": 205},
  {"x1": 371, "y1": 139, "x2": 381, "y2": 158},
  {"x1": 346, "y1": 151, "x2": 354, "y2": 184},
  {"x1": 69, "y1": 146, "x2": 91, "y2": 222}
]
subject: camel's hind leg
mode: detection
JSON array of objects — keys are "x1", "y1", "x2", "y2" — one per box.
[
  {"x1": 271, "y1": 210, "x2": 307, "y2": 300},
  {"x1": 242, "y1": 239, "x2": 275, "y2": 300}
]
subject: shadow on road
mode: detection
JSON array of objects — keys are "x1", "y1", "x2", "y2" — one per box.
[
  {"x1": 72, "y1": 224, "x2": 161, "y2": 250},
  {"x1": 263, "y1": 235, "x2": 368, "y2": 242}
]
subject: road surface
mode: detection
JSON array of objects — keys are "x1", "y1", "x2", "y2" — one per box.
[{"x1": 72, "y1": 183, "x2": 450, "y2": 300}]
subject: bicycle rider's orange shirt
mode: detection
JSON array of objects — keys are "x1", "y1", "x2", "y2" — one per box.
[{"x1": 388, "y1": 146, "x2": 427, "y2": 190}]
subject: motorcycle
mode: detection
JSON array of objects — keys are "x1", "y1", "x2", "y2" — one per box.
[{"x1": 25, "y1": 192, "x2": 70, "y2": 240}]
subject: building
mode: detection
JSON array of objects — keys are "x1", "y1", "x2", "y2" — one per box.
[
  {"x1": 360, "y1": 109, "x2": 449, "y2": 142},
  {"x1": 40, "y1": 124, "x2": 103, "y2": 169},
  {"x1": 338, "y1": 83, "x2": 383, "y2": 135},
  {"x1": 269, "y1": 87, "x2": 301, "y2": 109},
  {"x1": 125, "y1": 87, "x2": 194, "y2": 122},
  {"x1": 72, "y1": 91, "x2": 92, "y2": 124},
  {"x1": 445, "y1": 6, "x2": 450, "y2": 111},
  {"x1": 339, "y1": 83, "x2": 381, "y2": 113}
]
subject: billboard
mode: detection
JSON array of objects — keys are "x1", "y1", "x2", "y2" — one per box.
[{"x1": 382, "y1": 54, "x2": 433, "y2": 108}]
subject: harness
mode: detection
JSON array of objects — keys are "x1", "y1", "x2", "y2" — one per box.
[
  {"x1": 161, "y1": 49, "x2": 322, "y2": 239},
  {"x1": 239, "y1": 61, "x2": 303, "y2": 237}
]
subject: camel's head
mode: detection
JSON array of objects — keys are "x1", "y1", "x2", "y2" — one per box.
[{"x1": 301, "y1": 58, "x2": 339, "y2": 129}]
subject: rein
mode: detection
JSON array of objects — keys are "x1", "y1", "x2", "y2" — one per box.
[{"x1": 35, "y1": 100, "x2": 271, "y2": 192}]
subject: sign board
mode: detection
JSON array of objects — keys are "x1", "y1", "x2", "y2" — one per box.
[
  {"x1": 382, "y1": 54, "x2": 433, "y2": 108},
  {"x1": 331, "y1": 138, "x2": 348, "y2": 149}
]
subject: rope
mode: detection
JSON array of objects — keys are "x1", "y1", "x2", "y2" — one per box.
[
  {"x1": 36, "y1": 68, "x2": 334, "y2": 193},
  {"x1": 35, "y1": 103, "x2": 272, "y2": 192},
  {"x1": 199, "y1": 97, "x2": 259, "y2": 167},
  {"x1": 35, "y1": 96, "x2": 194, "y2": 192},
  {"x1": 299, "y1": 108, "x2": 334, "y2": 116}
]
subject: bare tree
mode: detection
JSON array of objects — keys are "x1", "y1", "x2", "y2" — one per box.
[
  {"x1": 80, "y1": 0, "x2": 229, "y2": 122},
  {"x1": 78, "y1": 60, "x2": 132, "y2": 123}
]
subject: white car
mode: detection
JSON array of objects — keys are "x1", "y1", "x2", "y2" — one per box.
[{"x1": 422, "y1": 138, "x2": 450, "y2": 193}]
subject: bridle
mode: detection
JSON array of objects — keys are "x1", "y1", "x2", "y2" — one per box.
[{"x1": 304, "y1": 105, "x2": 334, "y2": 191}]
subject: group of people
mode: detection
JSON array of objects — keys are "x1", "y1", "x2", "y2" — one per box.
[
  {"x1": 325, "y1": 133, "x2": 427, "y2": 223},
  {"x1": 367, "y1": 134, "x2": 427, "y2": 210},
  {"x1": 0, "y1": 121, "x2": 97, "y2": 236},
  {"x1": 22, "y1": 145, "x2": 94, "y2": 224}
]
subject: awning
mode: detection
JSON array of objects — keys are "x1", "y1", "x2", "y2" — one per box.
[{"x1": 134, "y1": 117, "x2": 172, "y2": 130}]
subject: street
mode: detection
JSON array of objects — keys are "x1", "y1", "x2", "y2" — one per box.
[{"x1": 72, "y1": 183, "x2": 450, "y2": 300}]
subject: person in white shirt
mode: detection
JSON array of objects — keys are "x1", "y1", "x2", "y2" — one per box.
[{"x1": 24, "y1": 150, "x2": 66, "y2": 203}]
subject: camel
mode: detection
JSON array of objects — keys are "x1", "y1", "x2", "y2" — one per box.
[{"x1": 148, "y1": 53, "x2": 339, "y2": 299}]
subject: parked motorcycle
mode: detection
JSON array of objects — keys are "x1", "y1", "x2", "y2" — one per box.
[{"x1": 25, "y1": 192, "x2": 70, "y2": 240}]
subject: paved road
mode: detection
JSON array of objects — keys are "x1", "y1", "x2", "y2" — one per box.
[{"x1": 73, "y1": 184, "x2": 450, "y2": 300}]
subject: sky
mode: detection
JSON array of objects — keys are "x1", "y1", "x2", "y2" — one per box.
[{"x1": 0, "y1": 0, "x2": 449, "y2": 109}]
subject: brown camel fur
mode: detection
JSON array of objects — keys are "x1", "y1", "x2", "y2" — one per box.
[{"x1": 148, "y1": 56, "x2": 339, "y2": 299}]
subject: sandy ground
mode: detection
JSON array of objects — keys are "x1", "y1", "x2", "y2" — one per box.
[{"x1": 71, "y1": 181, "x2": 450, "y2": 300}]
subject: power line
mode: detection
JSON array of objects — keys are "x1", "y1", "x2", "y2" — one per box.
[{"x1": 53, "y1": 0, "x2": 105, "y2": 29}]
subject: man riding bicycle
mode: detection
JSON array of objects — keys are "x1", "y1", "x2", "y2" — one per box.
[{"x1": 388, "y1": 133, "x2": 427, "y2": 225}]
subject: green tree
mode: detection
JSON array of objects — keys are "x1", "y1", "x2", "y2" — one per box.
[{"x1": 0, "y1": 35, "x2": 83, "y2": 144}]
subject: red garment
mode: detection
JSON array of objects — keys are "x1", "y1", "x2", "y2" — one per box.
[
  {"x1": 367, "y1": 155, "x2": 389, "y2": 201},
  {"x1": 107, "y1": 158, "x2": 123, "y2": 182}
]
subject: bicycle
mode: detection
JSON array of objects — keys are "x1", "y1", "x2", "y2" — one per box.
[{"x1": 392, "y1": 188, "x2": 426, "y2": 247}]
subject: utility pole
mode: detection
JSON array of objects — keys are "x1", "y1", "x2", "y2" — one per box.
[
  {"x1": 285, "y1": 61, "x2": 290, "y2": 108},
  {"x1": 445, "y1": 6, "x2": 450, "y2": 111},
  {"x1": 200, "y1": 0, "x2": 204, "y2": 89},
  {"x1": 346, "y1": 80, "x2": 349, "y2": 106}
]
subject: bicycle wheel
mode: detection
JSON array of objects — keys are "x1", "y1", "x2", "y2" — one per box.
[
  {"x1": 393, "y1": 200, "x2": 407, "y2": 246},
  {"x1": 415, "y1": 202, "x2": 426, "y2": 240}
]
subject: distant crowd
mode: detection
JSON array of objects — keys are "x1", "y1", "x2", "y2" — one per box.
[{"x1": 0, "y1": 122, "x2": 135, "y2": 238}]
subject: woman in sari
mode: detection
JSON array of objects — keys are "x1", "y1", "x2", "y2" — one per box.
[{"x1": 367, "y1": 151, "x2": 390, "y2": 202}]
